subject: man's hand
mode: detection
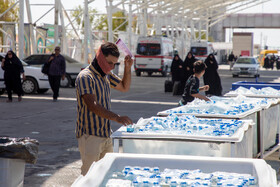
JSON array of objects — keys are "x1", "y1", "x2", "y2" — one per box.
[
  {"x1": 115, "y1": 115, "x2": 133, "y2": 126},
  {"x1": 124, "y1": 55, "x2": 133, "y2": 68},
  {"x1": 203, "y1": 85, "x2": 210, "y2": 91},
  {"x1": 1, "y1": 58, "x2": 4, "y2": 67},
  {"x1": 49, "y1": 56, "x2": 54, "y2": 62},
  {"x1": 62, "y1": 75, "x2": 65, "y2": 80}
]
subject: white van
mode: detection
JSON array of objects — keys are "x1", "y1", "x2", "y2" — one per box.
[
  {"x1": 190, "y1": 41, "x2": 215, "y2": 61},
  {"x1": 134, "y1": 36, "x2": 173, "y2": 77}
]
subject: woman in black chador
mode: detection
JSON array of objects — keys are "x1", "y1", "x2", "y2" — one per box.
[
  {"x1": 171, "y1": 54, "x2": 184, "y2": 83},
  {"x1": 183, "y1": 51, "x2": 196, "y2": 84},
  {"x1": 203, "y1": 54, "x2": 222, "y2": 96},
  {"x1": 1, "y1": 50, "x2": 25, "y2": 102}
]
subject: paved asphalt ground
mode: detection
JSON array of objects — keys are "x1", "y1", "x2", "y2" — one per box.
[{"x1": 0, "y1": 64, "x2": 280, "y2": 186}]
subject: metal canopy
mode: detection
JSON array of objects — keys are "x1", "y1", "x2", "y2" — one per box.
[
  {"x1": 104, "y1": 0, "x2": 270, "y2": 57},
  {"x1": 0, "y1": 0, "x2": 271, "y2": 60}
]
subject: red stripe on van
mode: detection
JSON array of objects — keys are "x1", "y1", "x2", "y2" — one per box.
[{"x1": 135, "y1": 55, "x2": 172, "y2": 59}]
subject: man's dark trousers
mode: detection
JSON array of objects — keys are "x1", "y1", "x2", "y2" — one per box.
[{"x1": 48, "y1": 75, "x2": 61, "y2": 99}]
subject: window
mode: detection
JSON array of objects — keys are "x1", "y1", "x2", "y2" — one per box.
[
  {"x1": 191, "y1": 47, "x2": 207, "y2": 56},
  {"x1": 63, "y1": 55, "x2": 79, "y2": 63},
  {"x1": 23, "y1": 55, "x2": 43, "y2": 65},
  {"x1": 137, "y1": 43, "x2": 161, "y2": 55},
  {"x1": 236, "y1": 58, "x2": 256, "y2": 64},
  {"x1": 41, "y1": 55, "x2": 51, "y2": 63}
]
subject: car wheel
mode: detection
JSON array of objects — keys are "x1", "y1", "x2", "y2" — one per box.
[
  {"x1": 136, "y1": 71, "x2": 141, "y2": 77},
  {"x1": 22, "y1": 77, "x2": 38, "y2": 94},
  {"x1": 60, "y1": 74, "x2": 71, "y2": 88},
  {"x1": 0, "y1": 88, "x2": 5, "y2": 95},
  {"x1": 37, "y1": 89, "x2": 49, "y2": 94}
]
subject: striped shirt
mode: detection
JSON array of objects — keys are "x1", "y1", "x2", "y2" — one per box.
[{"x1": 75, "y1": 63, "x2": 121, "y2": 138}]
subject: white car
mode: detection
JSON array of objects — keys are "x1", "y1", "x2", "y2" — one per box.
[
  {"x1": 232, "y1": 57, "x2": 260, "y2": 78},
  {"x1": 0, "y1": 53, "x2": 50, "y2": 94},
  {"x1": 23, "y1": 54, "x2": 86, "y2": 87}
]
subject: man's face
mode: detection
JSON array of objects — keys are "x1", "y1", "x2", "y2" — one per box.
[
  {"x1": 55, "y1": 47, "x2": 60, "y2": 55},
  {"x1": 105, "y1": 55, "x2": 119, "y2": 70}
]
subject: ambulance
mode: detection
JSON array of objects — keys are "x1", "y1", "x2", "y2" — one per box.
[
  {"x1": 134, "y1": 36, "x2": 173, "y2": 77},
  {"x1": 190, "y1": 41, "x2": 215, "y2": 61}
]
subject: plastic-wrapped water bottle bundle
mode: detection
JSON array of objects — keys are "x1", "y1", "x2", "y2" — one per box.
[
  {"x1": 228, "y1": 86, "x2": 280, "y2": 96},
  {"x1": 105, "y1": 166, "x2": 257, "y2": 187},
  {"x1": 164, "y1": 95, "x2": 272, "y2": 115},
  {"x1": 126, "y1": 115, "x2": 243, "y2": 137}
]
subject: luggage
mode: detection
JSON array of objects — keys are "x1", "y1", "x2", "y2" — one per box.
[
  {"x1": 173, "y1": 81, "x2": 182, "y2": 95},
  {"x1": 164, "y1": 80, "x2": 173, "y2": 92}
]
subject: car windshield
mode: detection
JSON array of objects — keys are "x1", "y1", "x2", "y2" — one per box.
[
  {"x1": 21, "y1": 60, "x2": 28, "y2": 66},
  {"x1": 63, "y1": 55, "x2": 80, "y2": 63},
  {"x1": 236, "y1": 58, "x2": 256, "y2": 64},
  {"x1": 136, "y1": 43, "x2": 161, "y2": 55},
  {"x1": 190, "y1": 47, "x2": 207, "y2": 56}
]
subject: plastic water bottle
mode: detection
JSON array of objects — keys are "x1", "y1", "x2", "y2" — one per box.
[
  {"x1": 249, "y1": 176, "x2": 257, "y2": 185},
  {"x1": 132, "y1": 180, "x2": 140, "y2": 187},
  {"x1": 142, "y1": 180, "x2": 150, "y2": 187},
  {"x1": 180, "y1": 181, "x2": 188, "y2": 187},
  {"x1": 126, "y1": 125, "x2": 134, "y2": 132},
  {"x1": 170, "y1": 180, "x2": 177, "y2": 187}
]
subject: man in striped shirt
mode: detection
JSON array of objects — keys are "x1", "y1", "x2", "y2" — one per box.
[{"x1": 75, "y1": 42, "x2": 133, "y2": 175}]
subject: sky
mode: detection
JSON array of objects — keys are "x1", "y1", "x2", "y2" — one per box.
[{"x1": 25, "y1": 0, "x2": 280, "y2": 48}]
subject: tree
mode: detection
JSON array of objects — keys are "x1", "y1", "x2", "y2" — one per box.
[
  {"x1": 0, "y1": 0, "x2": 18, "y2": 22},
  {"x1": 94, "y1": 11, "x2": 128, "y2": 41},
  {"x1": 70, "y1": 5, "x2": 98, "y2": 33},
  {"x1": 0, "y1": 0, "x2": 19, "y2": 46}
]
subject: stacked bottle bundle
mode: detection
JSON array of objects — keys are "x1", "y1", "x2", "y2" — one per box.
[
  {"x1": 163, "y1": 95, "x2": 271, "y2": 115},
  {"x1": 105, "y1": 166, "x2": 257, "y2": 187},
  {"x1": 126, "y1": 115, "x2": 243, "y2": 137},
  {"x1": 227, "y1": 86, "x2": 280, "y2": 97}
]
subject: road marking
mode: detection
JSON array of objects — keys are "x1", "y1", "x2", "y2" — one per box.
[{"x1": 5, "y1": 95, "x2": 178, "y2": 105}]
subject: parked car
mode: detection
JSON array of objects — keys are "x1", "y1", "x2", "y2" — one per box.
[
  {"x1": 23, "y1": 54, "x2": 86, "y2": 87},
  {"x1": 232, "y1": 57, "x2": 260, "y2": 78},
  {"x1": 0, "y1": 53, "x2": 50, "y2": 94}
]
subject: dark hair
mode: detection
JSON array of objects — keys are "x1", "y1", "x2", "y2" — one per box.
[
  {"x1": 193, "y1": 60, "x2": 206, "y2": 73},
  {"x1": 101, "y1": 42, "x2": 120, "y2": 58}
]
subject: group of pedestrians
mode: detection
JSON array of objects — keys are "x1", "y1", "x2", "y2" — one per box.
[
  {"x1": 171, "y1": 52, "x2": 223, "y2": 105},
  {"x1": 1, "y1": 46, "x2": 66, "y2": 102},
  {"x1": 264, "y1": 54, "x2": 280, "y2": 70}
]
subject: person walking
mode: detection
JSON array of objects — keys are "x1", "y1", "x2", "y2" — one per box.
[
  {"x1": 75, "y1": 42, "x2": 133, "y2": 176},
  {"x1": 170, "y1": 54, "x2": 184, "y2": 84},
  {"x1": 1, "y1": 50, "x2": 25, "y2": 102},
  {"x1": 276, "y1": 56, "x2": 280, "y2": 70},
  {"x1": 228, "y1": 51, "x2": 235, "y2": 71},
  {"x1": 264, "y1": 55, "x2": 270, "y2": 69},
  {"x1": 183, "y1": 51, "x2": 196, "y2": 86},
  {"x1": 47, "y1": 46, "x2": 66, "y2": 101},
  {"x1": 270, "y1": 54, "x2": 276, "y2": 70},
  {"x1": 203, "y1": 54, "x2": 222, "y2": 96}
]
